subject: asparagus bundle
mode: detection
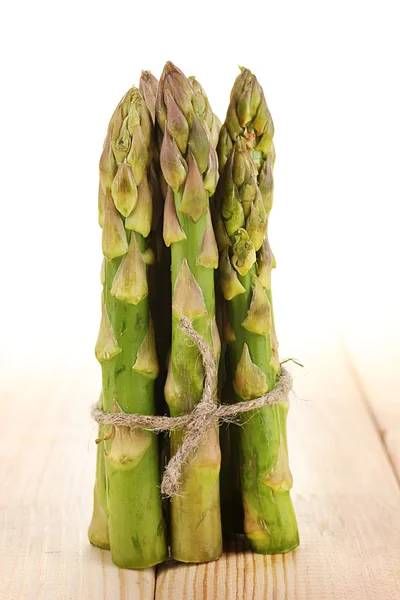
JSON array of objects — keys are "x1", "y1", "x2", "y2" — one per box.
[
  {"x1": 89, "y1": 64, "x2": 300, "y2": 569},
  {"x1": 155, "y1": 62, "x2": 223, "y2": 563},
  {"x1": 89, "y1": 86, "x2": 167, "y2": 568},
  {"x1": 215, "y1": 68, "x2": 299, "y2": 553}
]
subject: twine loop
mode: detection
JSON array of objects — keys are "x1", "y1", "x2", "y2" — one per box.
[{"x1": 91, "y1": 317, "x2": 293, "y2": 496}]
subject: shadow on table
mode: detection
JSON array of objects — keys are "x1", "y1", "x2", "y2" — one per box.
[{"x1": 156, "y1": 534, "x2": 253, "y2": 573}]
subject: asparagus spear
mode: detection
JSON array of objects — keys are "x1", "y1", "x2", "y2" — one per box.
[
  {"x1": 156, "y1": 62, "x2": 223, "y2": 563},
  {"x1": 88, "y1": 393, "x2": 110, "y2": 549},
  {"x1": 188, "y1": 73, "x2": 239, "y2": 536},
  {"x1": 139, "y1": 70, "x2": 170, "y2": 412},
  {"x1": 89, "y1": 86, "x2": 167, "y2": 569},
  {"x1": 139, "y1": 71, "x2": 173, "y2": 542},
  {"x1": 215, "y1": 68, "x2": 299, "y2": 554},
  {"x1": 139, "y1": 70, "x2": 158, "y2": 124}
]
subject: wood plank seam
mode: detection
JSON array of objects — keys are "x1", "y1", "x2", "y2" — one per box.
[{"x1": 340, "y1": 336, "x2": 400, "y2": 488}]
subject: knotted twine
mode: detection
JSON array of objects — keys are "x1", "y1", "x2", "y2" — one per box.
[{"x1": 91, "y1": 317, "x2": 293, "y2": 497}]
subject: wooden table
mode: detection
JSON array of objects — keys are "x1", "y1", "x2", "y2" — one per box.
[{"x1": 1, "y1": 321, "x2": 400, "y2": 599}]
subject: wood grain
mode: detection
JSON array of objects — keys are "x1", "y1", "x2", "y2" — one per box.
[
  {"x1": 342, "y1": 323, "x2": 400, "y2": 482},
  {"x1": 0, "y1": 366, "x2": 155, "y2": 600},
  {"x1": 1, "y1": 323, "x2": 400, "y2": 599},
  {"x1": 155, "y1": 328, "x2": 400, "y2": 600}
]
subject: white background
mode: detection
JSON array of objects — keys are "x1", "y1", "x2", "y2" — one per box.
[{"x1": 0, "y1": 0, "x2": 399, "y2": 372}]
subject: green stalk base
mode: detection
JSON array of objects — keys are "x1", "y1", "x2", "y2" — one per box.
[
  {"x1": 100, "y1": 234, "x2": 167, "y2": 569},
  {"x1": 166, "y1": 190, "x2": 223, "y2": 563},
  {"x1": 88, "y1": 427, "x2": 109, "y2": 550},
  {"x1": 228, "y1": 269, "x2": 299, "y2": 554},
  {"x1": 170, "y1": 427, "x2": 222, "y2": 563},
  {"x1": 106, "y1": 431, "x2": 167, "y2": 569},
  {"x1": 219, "y1": 424, "x2": 233, "y2": 534},
  {"x1": 88, "y1": 480, "x2": 110, "y2": 550}
]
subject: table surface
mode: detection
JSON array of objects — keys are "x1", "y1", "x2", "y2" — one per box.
[{"x1": 1, "y1": 322, "x2": 400, "y2": 600}]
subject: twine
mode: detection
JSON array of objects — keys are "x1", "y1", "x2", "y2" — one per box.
[{"x1": 91, "y1": 317, "x2": 293, "y2": 497}]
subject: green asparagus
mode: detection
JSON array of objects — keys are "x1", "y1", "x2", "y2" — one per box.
[
  {"x1": 88, "y1": 392, "x2": 110, "y2": 549},
  {"x1": 215, "y1": 68, "x2": 299, "y2": 554},
  {"x1": 139, "y1": 70, "x2": 171, "y2": 411},
  {"x1": 156, "y1": 62, "x2": 223, "y2": 563},
  {"x1": 89, "y1": 86, "x2": 167, "y2": 568}
]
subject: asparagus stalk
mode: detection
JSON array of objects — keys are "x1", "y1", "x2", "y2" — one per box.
[
  {"x1": 215, "y1": 68, "x2": 299, "y2": 554},
  {"x1": 88, "y1": 393, "x2": 110, "y2": 549},
  {"x1": 188, "y1": 73, "x2": 239, "y2": 536},
  {"x1": 139, "y1": 71, "x2": 171, "y2": 412},
  {"x1": 155, "y1": 62, "x2": 223, "y2": 563},
  {"x1": 89, "y1": 86, "x2": 167, "y2": 568},
  {"x1": 139, "y1": 71, "x2": 173, "y2": 541}
]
